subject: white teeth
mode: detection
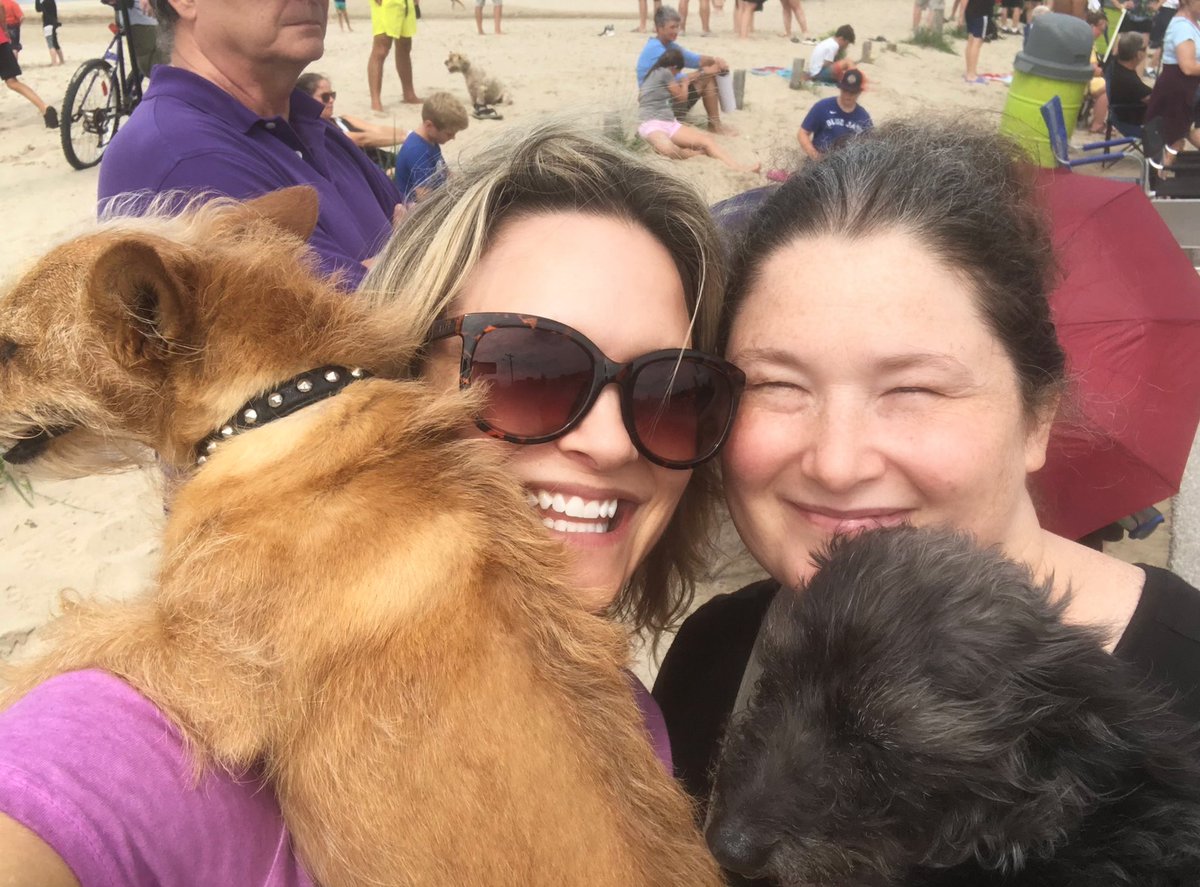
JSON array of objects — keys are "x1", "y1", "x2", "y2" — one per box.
[
  {"x1": 528, "y1": 489, "x2": 620, "y2": 533},
  {"x1": 566, "y1": 495, "x2": 603, "y2": 519},
  {"x1": 545, "y1": 519, "x2": 610, "y2": 534}
]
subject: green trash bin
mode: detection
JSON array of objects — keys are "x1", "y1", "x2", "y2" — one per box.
[{"x1": 999, "y1": 13, "x2": 1095, "y2": 168}]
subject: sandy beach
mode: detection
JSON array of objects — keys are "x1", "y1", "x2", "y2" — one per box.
[{"x1": 0, "y1": 0, "x2": 1172, "y2": 675}]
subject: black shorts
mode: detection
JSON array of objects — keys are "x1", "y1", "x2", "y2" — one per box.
[
  {"x1": 1150, "y1": 5, "x2": 1174, "y2": 48},
  {"x1": 1119, "y1": 14, "x2": 1153, "y2": 34},
  {"x1": 0, "y1": 41, "x2": 20, "y2": 80},
  {"x1": 4, "y1": 24, "x2": 19, "y2": 51}
]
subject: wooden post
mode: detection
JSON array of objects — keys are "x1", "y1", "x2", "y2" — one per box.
[
  {"x1": 932, "y1": 8, "x2": 945, "y2": 30},
  {"x1": 860, "y1": 40, "x2": 873, "y2": 63},
  {"x1": 732, "y1": 68, "x2": 746, "y2": 109},
  {"x1": 789, "y1": 57, "x2": 806, "y2": 89}
]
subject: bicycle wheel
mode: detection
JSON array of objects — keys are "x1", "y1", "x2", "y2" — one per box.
[{"x1": 61, "y1": 59, "x2": 121, "y2": 171}]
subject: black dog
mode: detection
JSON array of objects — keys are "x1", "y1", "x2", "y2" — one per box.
[{"x1": 706, "y1": 527, "x2": 1200, "y2": 886}]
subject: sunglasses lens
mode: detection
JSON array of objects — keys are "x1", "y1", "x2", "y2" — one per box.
[
  {"x1": 470, "y1": 326, "x2": 594, "y2": 438},
  {"x1": 631, "y1": 357, "x2": 736, "y2": 466}
]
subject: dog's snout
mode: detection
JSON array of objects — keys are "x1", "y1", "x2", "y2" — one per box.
[{"x1": 705, "y1": 815, "x2": 777, "y2": 876}]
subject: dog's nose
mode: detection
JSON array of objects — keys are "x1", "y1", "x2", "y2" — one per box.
[{"x1": 705, "y1": 816, "x2": 777, "y2": 876}]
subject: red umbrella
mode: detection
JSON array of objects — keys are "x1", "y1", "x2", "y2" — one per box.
[{"x1": 1033, "y1": 167, "x2": 1200, "y2": 540}]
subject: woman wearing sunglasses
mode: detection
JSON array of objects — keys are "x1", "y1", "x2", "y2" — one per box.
[
  {"x1": 297, "y1": 71, "x2": 408, "y2": 170},
  {"x1": 652, "y1": 121, "x2": 1200, "y2": 883},
  {"x1": 364, "y1": 120, "x2": 742, "y2": 753}
]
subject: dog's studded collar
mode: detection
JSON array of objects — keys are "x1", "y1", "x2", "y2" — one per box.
[{"x1": 194, "y1": 365, "x2": 371, "y2": 465}]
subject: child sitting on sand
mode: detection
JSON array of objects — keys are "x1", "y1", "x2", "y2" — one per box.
[
  {"x1": 394, "y1": 92, "x2": 469, "y2": 203},
  {"x1": 637, "y1": 48, "x2": 760, "y2": 172}
]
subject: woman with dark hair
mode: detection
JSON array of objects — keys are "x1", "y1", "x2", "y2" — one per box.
[
  {"x1": 637, "y1": 47, "x2": 760, "y2": 172},
  {"x1": 1145, "y1": 0, "x2": 1200, "y2": 163},
  {"x1": 654, "y1": 120, "x2": 1200, "y2": 827}
]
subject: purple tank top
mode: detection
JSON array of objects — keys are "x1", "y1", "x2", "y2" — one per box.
[{"x1": 0, "y1": 669, "x2": 672, "y2": 886}]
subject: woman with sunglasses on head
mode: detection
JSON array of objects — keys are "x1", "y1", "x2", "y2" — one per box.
[
  {"x1": 652, "y1": 120, "x2": 1200, "y2": 882},
  {"x1": 0, "y1": 122, "x2": 742, "y2": 887},
  {"x1": 297, "y1": 71, "x2": 408, "y2": 169}
]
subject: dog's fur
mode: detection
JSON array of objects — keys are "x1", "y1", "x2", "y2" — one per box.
[
  {"x1": 706, "y1": 527, "x2": 1200, "y2": 886},
  {"x1": 0, "y1": 188, "x2": 722, "y2": 887},
  {"x1": 445, "y1": 50, "x2": 511, "y2": 108}
]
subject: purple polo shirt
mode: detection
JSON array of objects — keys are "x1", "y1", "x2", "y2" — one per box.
[{"x1": 97, "y1": 66, "x2": 400, "y2": 290}]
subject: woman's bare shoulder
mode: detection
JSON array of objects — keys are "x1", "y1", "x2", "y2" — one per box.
[{"x1": 1042, "y1": 531, "x2": 1146, "y2": 648}]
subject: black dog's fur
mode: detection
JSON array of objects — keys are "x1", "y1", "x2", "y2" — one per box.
[{"x1": 706, "y1": 527, "x2": 1200, "y2": 886}]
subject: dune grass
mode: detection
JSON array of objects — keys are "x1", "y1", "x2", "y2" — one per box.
[
  {"x1": 906, "y1": 27, "x2": 960, "y2": 54},
  {"x1": 0, "y1": 462, "x2": 34, "y2": 506}
]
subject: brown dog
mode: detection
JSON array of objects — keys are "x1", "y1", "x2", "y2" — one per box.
[{"x1": 0, "y1": 189, "x2": 722, "y2": 887}]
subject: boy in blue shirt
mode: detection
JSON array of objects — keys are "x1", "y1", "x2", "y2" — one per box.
[
  {"x1": 797, "y1": 68, "x2": 873, "y2": 158},
  {"x1": 395, "y1": 91, "x2": 469, "y2": 203}
]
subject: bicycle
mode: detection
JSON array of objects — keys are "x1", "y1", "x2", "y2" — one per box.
[{"x1": 60, "y1": 0, "x2": 145, "y2": 171}]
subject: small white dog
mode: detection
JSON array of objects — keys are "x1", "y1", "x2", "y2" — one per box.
[{"x1": 445, "y1": 50, "x2": 511, "y2": 118}]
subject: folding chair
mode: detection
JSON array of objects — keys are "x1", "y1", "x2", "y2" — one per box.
[
  {"x1": 1100, "y1": 57, "x2": 1145, "y2": 157},
  {"x1": 1040, "y1": 95, "x2": 1138, "y2": 170}
]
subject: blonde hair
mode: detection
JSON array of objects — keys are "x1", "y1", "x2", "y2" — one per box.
[
  {"x1": 423, "y1": 91, "x2": 470, "y2": 132},
  {"x1": 361, "y1": 121, "x2": 726, "y2": 635}
]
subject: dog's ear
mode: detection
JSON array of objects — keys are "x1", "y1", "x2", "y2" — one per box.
[
  {"x1": 239, "y1": 186, "x2": 320, "y2": 242},
  {"x1": 87, "y1": 237, "x2": 192, "y2": 369}
]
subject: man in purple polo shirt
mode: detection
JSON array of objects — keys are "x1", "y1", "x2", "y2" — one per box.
[{"x1": 98, "y1": 0, "x2": 401, "y2": 290}]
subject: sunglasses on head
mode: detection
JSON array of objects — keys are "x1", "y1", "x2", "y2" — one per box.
[
  {"x1": 318, "y1": 91, "x2": 337, "y2": 103},
  {"x1": 427, "y1": 313, "x2": 745, "y2": 470}
]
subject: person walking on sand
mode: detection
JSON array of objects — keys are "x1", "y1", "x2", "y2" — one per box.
[
  {"x1": 734, "y1": 0, "x2": 760, "y2": 38},
  {"x1": 476, "y1": 0, "x2": 502, "y2": 34},
  {"x1": 679, "y1": 0, "x2": 713, "y2": 36},
  {"x1": 2, "y1": 0, "x2": 22, "y2": 60},
  {"x1": 334, "y1": 0, "x2": 351, "y2": 31},
  {"x1": 960, "y1": 0, "x2": 992, "y2": 82},
  {"x1": 34, "y1": 0, "x2": 62, "y2": 66},
  {"x1": 1, "y1": 23, "x2": 56, "y2": 127},
  {"x1": 636, "y1": 5, "x2": 733, "y2": 134},
  {"x1": 637, "y1": 0, "x2": 662, "y2": 33},
  {"x1": 781, "y1": 0, "x2": 814, "y2": 43},
  {"x1": 369, "y1": 0, "x2": 421, "y2": 111}
]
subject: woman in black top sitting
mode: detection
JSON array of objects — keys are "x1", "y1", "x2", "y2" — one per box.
[
  {"x1": 1110, "y1": 31, "x2": 1154, "y2": 129},
  {"x1": 654, "y1": 120, "x2": 1200, "y2": 827}
]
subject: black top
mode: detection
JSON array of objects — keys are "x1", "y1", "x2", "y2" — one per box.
[
  {"x1": 1109, "y1": 62, "x2": 1153, "y2": 125},
  {"x1": 653, "y1": 565, "x2": 1200, "y2": 815}
]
